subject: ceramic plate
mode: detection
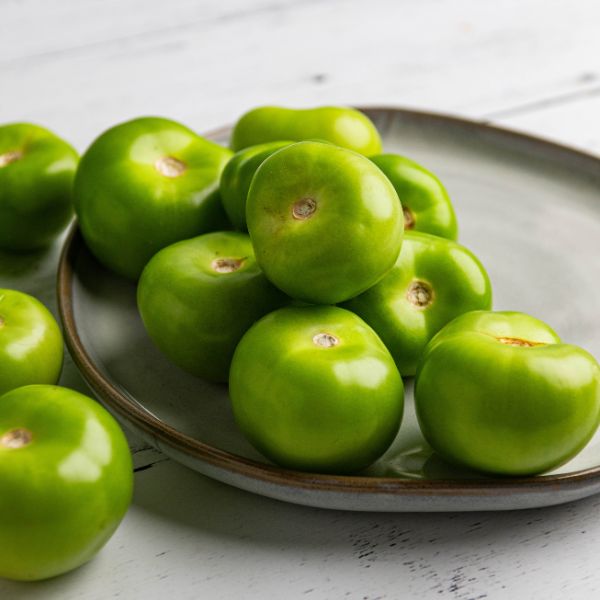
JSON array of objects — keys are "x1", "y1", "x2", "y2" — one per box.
[{"x1": 57, "y1": 108, "x2": 600, "y2": 512}]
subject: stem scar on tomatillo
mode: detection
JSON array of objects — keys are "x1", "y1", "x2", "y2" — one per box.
[
  {"x1": 1, "y1": 428, "x2": 33, "y2": 449},
  {"x1": 211, "y1": 257, "x2": 246, "y2": 273}
]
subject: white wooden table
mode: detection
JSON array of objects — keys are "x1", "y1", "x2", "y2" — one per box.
[{"x1": 2, "y1": 1, "x2": 600, "y2": 597}]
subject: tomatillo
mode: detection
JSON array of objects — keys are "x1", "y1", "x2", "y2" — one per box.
[
  {"x1": 231, "y1": 106, "x2": 382, "y2": 155},
  {"x1": 229, "y1": 306, "x2": 404, "y2": 473},
  {"x1": 370, "y1": 154, "x2": 458, "y2": 239},
  {"x1": 220, "y1": 141, "x2": 292, "y2": 230},
  {"x1": 0, "y1": 385, "x2": 133, "y2": 581},
  {"x1": 0, "y1": 289, "x2": 63, "y2": 395},
  {"x1": 247, "y1": 141, "x2": 403, "y2": 304},
  {"x1": 0, "y1": 123, "x2": 78, "y2": 251},
  {"x1": 342, "y1": 231, "x2": 492, "y2": 376},
  {"x1": 414, "y1": 311, "x2": 600, "y2": 476},
  {"x1": 137, "y1": 231, "x2": 287, "y2": 382},
  {"x1": 74, "y1": 116, "x2": 233, "y2": 280}
]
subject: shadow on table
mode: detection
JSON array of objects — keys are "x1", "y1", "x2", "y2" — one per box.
[
  {"x1": 1, "y1": 457, "x2": 597, "y2": 599},
  {"x1": 131, "y1": 458, "x2": 599, "y2": 552},
  {"x1": 0, "y1": 246, "x2": 53, "y2": 280}
]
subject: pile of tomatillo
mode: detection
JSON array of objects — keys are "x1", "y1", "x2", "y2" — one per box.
[{"x1": 0, "y1": 106, "x2": 599, "y2": 579}]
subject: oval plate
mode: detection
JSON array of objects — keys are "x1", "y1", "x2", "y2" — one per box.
[{"x1": 57, "y1": 108, "x2": 600, "y2": 512}]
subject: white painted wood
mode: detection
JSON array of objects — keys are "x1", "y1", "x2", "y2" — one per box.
[
  {"x1": 1, "y1": 0, "x2": 600, "y2": 597},
  {"x1": 496, "y1": 94, "x2": 600, "y2": 154},
  {"x1": 1, "y1": 0, "x2": 600, "y2": 150}
]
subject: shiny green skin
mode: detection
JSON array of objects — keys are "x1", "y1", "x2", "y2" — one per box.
[
  {"x1": 370, "y1": 154, "x2": 458, "y2": 240},
  {"x1": 343, "y1": 232, "x2": 492, "y2": 376},
  {"x1": 0, "y1": 123, "x2": 78, "y2": 251},
  {"x1": 220, "y1": 141, "x2": 292, "y2": 231},
  {"x1": 0, "y1": 385, "x2": 133, "y2": 581},
  {"x1": 0, "y1": 289, "x2": 63, "y2": 396},
  {"x1": 247, "y1": 141, "x2": 403, "y2": 304},
  {"x1": 74, "y1": 117, "x2": 233, "y2": 280},
  {"x1": 231, "y1": 106, "x2": 382, "y2": 156},
  {"x1": 414, "y1": 311, "x2": 600, "y2": 476},
  {"x1": 230, "y1": 306, "x2": 404, "y2": 473},
  {"x1": 138, "y1": 231, "x2": 287, "y2": 382}
]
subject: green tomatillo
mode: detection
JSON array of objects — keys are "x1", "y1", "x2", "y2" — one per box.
[
  {"x1": 370, "y1": 154, "x2": 458, "y2": 239},
  {"x1": 229, "y1": 306, "x2": 404, "y2": 473},
  {"x1": 74, "y1": 116, "x2": 233, "y2": 280},
  {"x1": 0, "y1": 289, "x2": 63, "y2": 396},
  {"x1": 219, "y1": 140, "x2": 292, "y2": 230},
  {"x1": 137, "y1": 231, "x2": 287, "y2": 382},
  {"x1": 414, "y1": 311, "x2": 600, "y2": 476},
  {"x1": 247, "y1": 141, "x2": 403, "y2": 304},
  {"x1": 342, "y1": 231, "x2": 492, "y2": 376},
  {"x1": 0, "y1": 123, "x2": 78, "y2": 251},
  {"x1": 0, "y1": 385, "x2": 133, "y2": 581},
  {"x1": 230, "y1": 106, "x2": 382, "y2": 155}
]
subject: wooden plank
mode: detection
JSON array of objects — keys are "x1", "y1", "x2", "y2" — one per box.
[
  {"x1": 495, "y1": 93, "x2": 600, "y2": 154},
  {"x1": 0, "y1": 0, "x2": 308, "y2": 63},
  {"x1": 1, "y1": 0, "x2": 600, "y2": 150}
]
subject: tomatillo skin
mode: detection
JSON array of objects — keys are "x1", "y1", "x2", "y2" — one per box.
[
  {"x1": 220, "y1": 141, "x2": 292, "y2": 231},
  {"x1": 342, "y1": 231, "x2": 492, "y2": 376},
  {"x1": 137, "y1": 231, "x2": 287, "y2": 382},
  {"x1": 0, "y1": 289, "x2": 63, "y2": 396},
  {"x1": 0, "y1": 385, "x2": 133, "y2": 581},
  {"x1": 414, "y1": 311, "x2": 600, "y2": 476},
  {"x1": 370, "y1": 154, "x2": 458, "y2": 239},
  {"x1": 230, "y1": 306, "x2": 404, "y2": 473},
  {"x1": 231, "y1": 106, "x2": 382, "y2": 155},
  {"x1": 0, "y1": 123, "x2": 78, "y2": 251},
  {"x1": 74, "y1": 116, "x2": 233, "y2": 280},
  {"x1": 247, "y1": 141, "x2": 403, "y2": 304}
]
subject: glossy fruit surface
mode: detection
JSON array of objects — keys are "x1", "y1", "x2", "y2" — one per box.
[
  {"x1": 247, "y1": 141, "x2": 403, "y2": 304},
  {"x1": 138, "y1": 231, "x2": 287, "y2": 382},
  {"x1": 414, "y1": 311, "x2": 600, "y2": 476},
  {"x1": 220, "y1": 141, "x2": 291, "y2": 230},
  {"x1": 0, "y1": 123, "x2": 78, "y2": 251},
  {"x1": 343, "y1": 231, "x2": 492, "y2": 375},
  {"x1": 0, "y1": 385, "x2": 133, "y2": 581},
  {"x1": 0, "y1": 289, "x2": 63, "y2": 396},
  {"x1": 74, "y1": 116, "x2": 233, "y2": 279},
  {"x1": 229, "y1": 306, "x2": 404, "y2": 473},
  {"x1": 370, "y1": 154, "x2": 458, "y2": 239},
  {"x1": 231, "y1": 106, "x2": 382, "y2": 155}
]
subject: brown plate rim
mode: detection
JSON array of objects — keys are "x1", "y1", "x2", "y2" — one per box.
[{"x1": 57, "y1": 106, "x2": 600, "y2": 499}]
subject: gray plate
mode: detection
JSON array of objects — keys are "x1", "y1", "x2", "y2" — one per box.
[{"x1": 57, "y1": 108, "x2": 600, "y2": 512}]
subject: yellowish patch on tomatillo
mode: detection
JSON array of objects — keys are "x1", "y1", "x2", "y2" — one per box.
[{"x1": 496, "y1": 337, "x2": 545, "y2": 348}]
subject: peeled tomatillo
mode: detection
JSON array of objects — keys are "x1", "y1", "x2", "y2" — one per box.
[
  {"x1": 219, "y1": 140, "x2": 292, "y2": 231},
  {"x1": 137, "y1": 231, "x2": 287, "y2": 382},
  {"x1": 0, "y1": 289, "x2": 63, "y2": 396},
  {"x1": 230, "y1": 106, "x2": 382, "y2": 155},
  {"x1": 74, "y1": 116, "x2": 233, "y2": 280},
  {"x1": 229, "y1": 306, "x2": 404, "y2": 473},
  {"x1": 247, "y1": 141, "x2": 403, "y2": 304},
  {"x1": 370, "y1": 154, "x2": 458, "y2": 239},
  {"x1": 0, "y1": 385, "x2": 133, "y2": 581},
  {"x1": 0, "y1": 123, "x2": 78, "y2": 251},
  {"x1": 414, "y1": 311, "x2": 600, "y2": 476},
  {"x1": 343, "y1": 231, "x2": 492, "y2": 376}
]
